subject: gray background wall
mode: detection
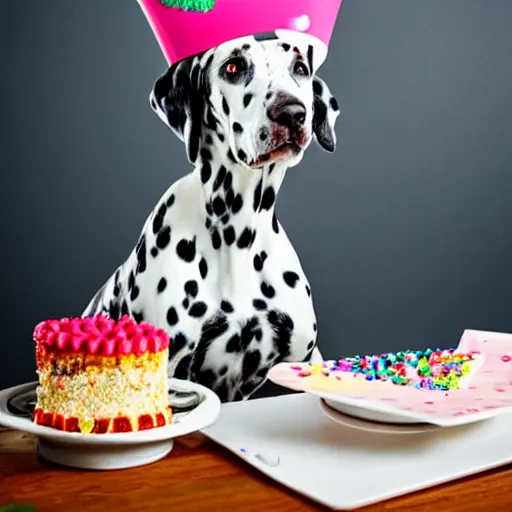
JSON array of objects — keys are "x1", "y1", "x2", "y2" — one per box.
[{"x1": 1, "y1": 0, "x2": 512, "y2": 392}]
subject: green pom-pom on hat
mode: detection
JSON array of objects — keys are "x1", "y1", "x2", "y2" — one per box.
[{"x1": 159, "y1": 0, "x2": 216, "y2": 12}]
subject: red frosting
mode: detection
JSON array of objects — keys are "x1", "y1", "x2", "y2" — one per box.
[{"x1": 33, "y1": 315, "x2": 170, "y2": 356}]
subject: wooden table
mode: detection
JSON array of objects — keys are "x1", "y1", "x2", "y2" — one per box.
[{"x1": 1, "y1": 427, "x2": 511, "y2": 512}]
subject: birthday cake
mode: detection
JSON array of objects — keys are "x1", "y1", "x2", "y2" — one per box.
[
  {"x1": 32, "y1": 315, "x2": 172, "y2": 433},
  {"x1": 293, "y1": 348, "x2": 483, "y2": 391}
]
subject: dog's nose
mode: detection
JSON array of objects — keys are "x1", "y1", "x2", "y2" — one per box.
[{"x1": 267, "y1": 95, "x2": 307, "y2": 129}]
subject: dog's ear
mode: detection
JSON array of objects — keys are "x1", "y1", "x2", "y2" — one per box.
[
  {"x1": 149, "y1": 55, "x2": 208, "y2": 164},
  {"x1": 312, "y1": 76, "x2": 340, "y2": 152}
]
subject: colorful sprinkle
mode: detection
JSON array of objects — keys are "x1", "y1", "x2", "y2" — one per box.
[{"x1": 295, "y1": 347, "x2": 475, "y2": 391}]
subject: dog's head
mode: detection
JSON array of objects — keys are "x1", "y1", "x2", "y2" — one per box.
[{"x1": 150, "y1": 35, "x2": 339, "y2": 168}]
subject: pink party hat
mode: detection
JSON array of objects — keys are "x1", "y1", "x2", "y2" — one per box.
[{"x1": 137, "y1": 0, "x2": 343, "y2": 71}]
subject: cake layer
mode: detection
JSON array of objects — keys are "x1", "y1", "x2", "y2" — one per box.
[
  {"x1": 32, "y1": 407, "x2": 172, "y2": 433},
  {"x1": 33, "y1": 314, "x2": 169, "y2": 356},
  {"x1": 35, "y1": 349, "x2": 171, "y2": 431}
]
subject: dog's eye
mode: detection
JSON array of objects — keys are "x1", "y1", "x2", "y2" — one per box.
[
  {"x1": 293, "y1": 61, "x2": 309, "y2": 77},
  {"x1": 226, "y1": 63, "x2": 238, "y2": 74},
  {"x1": 221, "y1": 57, "x2": 247, "y2": 81}
]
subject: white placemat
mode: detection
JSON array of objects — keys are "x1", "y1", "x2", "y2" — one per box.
[{"x1": 202, "y1": 393, "x2": 512, "y2": 510}]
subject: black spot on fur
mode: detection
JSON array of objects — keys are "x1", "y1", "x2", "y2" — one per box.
[
  {"x1": 109, "y1": 300, "x2": 121, "y2": 320},
  {"x1": 166, "y1": 306, "x2": 179, "y2": 326},
  {"x1": 128, "y1": 271, "x2": 135, "y2": 291},
  {"x1": 223, "y1": 171, "x2": 233, "y2": 191},
  {"x1": 130, "y1": 286, "x2": 139, "y2": 301},
  {"x1": 221, "y1": 214, "x2": 230, "y2": 224},
  {"x1": 272, "y1": 213, "x2": 279, "y2": 234},
  {"x1": 226, "y1": 334, "x2": 241, "y2": 353},
  {"x1": 174, "y1": 354, "x2": 192, "y2": 380},
  {"x1": 156, "y1": 225, "x2": 171, "y2": 249},
  {"x1": 182, "y1": 297, "x2": 190, "y2": 309},
  {"x1": 205, "y1": 202, "x2": 213, "y2": 216},
  {"x1": 268, "y1": 310, "x2": 294, "y2": 359},
  {"x1": 283, "y1": 271, "x2": 299, "y2": 288},
  {"x1": 152, "y1": 203, "x2": 167, "y2": 234},
  {"x1": 169, "y1": 332, "x2": 188, "y2": 359},
  {"x1": 211, "y1": 228, "x2": 222, "y2": 249},
  {"x1": 166, "y1": 194, "x2": 175, "y2": 208},
  {"x1": 261, "y1": 282, "x2": 275, "y2": 299},
  {"x1": 151, "y1": 247, "x2": 158, "y2": 257},
  {"x1": 222, "y1": 96, "x2": 230, "y2": 115},
  {"x1": 232, "y1": 194, "x2": 243, "y2": 213},
  {"x1": 307, "y1": 44, "x2": 314, "y2": 74},
  {"x1": 121, "y1": 300, "x2": 129, "y2": 315},
  {"x1": 330, "y1": 96, "x2": 339, "y2": 111},
  {"x1": 217, "y1": 132, "x2": 225, "y2": 142},
  {"x1": 242, "y1": 351, "x2": 261, "y2": 381},
  {"x1": 306, "y1": 284, "x2": 311, "y2": 297},
  {"x1": 189, "y1": 301, "x2": 208, "y2": 318},
  {"x1": 237, "y1": 149, "x2": 247, "y2": 161},
  {"x1": 256, "y1": 367, "x2": 268, "y2": 379},
  {"x1": 253, "y1": 254, "x2": 263, "y2": 271},
  {"x1": 199, "y1": 257, "x2": 208, "y2": 279},
  {"x1": 200, "y1": 147, "x2": 213, "y2": 162},
  {"x1": 282, "y1": 43, "x2": 291, "y2": 52},
  {"x1": 135, "y1": 235, "x2": 147, "y2": 274},
  {"x1": 223, "y1": 226, "x2": 236, "y2": 245},
  {"x1": 157, "y1": 278, "x2": 167, "y2": 293},
  {"x1": 260, "y1": 187, "x2": 275, "y2": 211},
  {"x1": 253, "y1": 178, "x2": 262, "y2": 211},
  {"x1": 237, "y1": 227, "x2": 253, "y2": 249},
  {"x1": 213, "y1": 166, "x2": 227, "y2": 192},
  {"x1": 205, "y1": 133, "x2": 213, "y2": 145},
  {"x1": 191, "y1": 313, "x2": 229, "y2": 375},
  {"x1": 313, "y1": 79, "x2": 323, "y2": 96},
  {"x1": 133, "y1": 311, "x2": 144, "y2": 323},
  {"x1": 184, "y1": 279, "x2": 198, "y2": 297},
  {"x1": 233, "y1": 122, "x2": 243, "y2": 133},
  {"x1": 221, "y1": 300, "x2": 234, "y2": 313},
  {"x1": 219, "y1": 365, "x2": 228, "y2": 376},
  {"x1": 240, "y1": 317, "x2": 260, "y2": 350},
  {"x1": 313, "y1": 323, "x2": 317, "y2": 332},
  {"x1": 176, "y1": 238, "x2": 196, "y2": 262},
  {"x1": 253, "y1": 299, "x2": 267, "y2": 311},
  {"x1": 201, "y1": 162, "x2": 212, "y2": 183},
  {"x1": 307, "y1": 340, "x2": 315, "y2": 350},
  {"x1": 213, "y1": 196, "x2": 226, "y2": 216},
  {"x1": 243, "y1": 93, "x2": 253, "y2": 108}
]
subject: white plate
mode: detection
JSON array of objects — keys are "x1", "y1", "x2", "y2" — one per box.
[
  {"x1": 0, "y1": 379, "x2": 221, "y2": 470},
  {"x1": 203, "y1": 393, "x2": 512, "y2": 510},
  {"x1": 305, "y1": 387, "x2": 509, "y2": 427},
  {"x1": 319, "y1": 399, "x2": 440, "y2": 435}
]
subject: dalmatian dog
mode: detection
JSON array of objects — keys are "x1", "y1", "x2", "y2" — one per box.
[{"x1": 83, "y1": 32, "x2": 339, "y2": 402}]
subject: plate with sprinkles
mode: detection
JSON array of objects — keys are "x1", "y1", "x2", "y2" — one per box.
[{"x1": 268, "y1": 329, "x2": 512, "y2": 427}]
